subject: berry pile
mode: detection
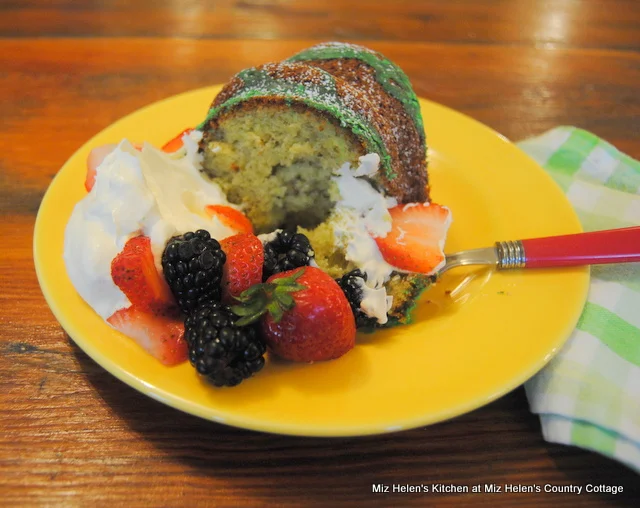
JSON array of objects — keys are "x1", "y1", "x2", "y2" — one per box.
[
  {"x1": 162, "y1": 230, "x2": 226, "y2": 313},
  {"x1": 335, "y1": 269, "x2": 379, "y2": 330},
  {"x1": 154, "y1": 227, "x2": 362, "y2": 382},
  {"x1": 162, "y1": 229, "x2": 267, "y2": 387},
  {"x1": 185, "y1": 302, "x2": 266, "y2": 387},
  {"x1": 263, "y1": 230, "x2": 314, "y2": 280}
]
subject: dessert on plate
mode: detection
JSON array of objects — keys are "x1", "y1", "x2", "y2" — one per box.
[{"x1": 63, "y1": 42, "x2": 452, "y2": 387}]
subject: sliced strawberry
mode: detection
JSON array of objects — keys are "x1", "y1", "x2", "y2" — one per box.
[
  {"x1": 205, "y1": 205, "x2": 254, "y2": 234},
  {"x1": 111, "y1": 235, "x2": 176, "y2": 313},
  {"x1": 107, "y1": 306, "x2": 187, "y2": 366},
  {"x1": 374, "y1": 202, "x2": 451, "y2": 274},
  {"x1": 220, "y1": 233, "x2": 264, "y2": 303},
  {"x1": 162, "y1": 128, "x2": 193, "y2": 153},
  {"x1": 85, "y1": 168, "x2": 96, "y2": 192},
  {"x1": 85, "y1": 143, "x2": 117, "y2": 191}
]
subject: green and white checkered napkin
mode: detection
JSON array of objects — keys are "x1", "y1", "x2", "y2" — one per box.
[{"x1": 517, "y1": 127, "x2": 640, "y2": 473}]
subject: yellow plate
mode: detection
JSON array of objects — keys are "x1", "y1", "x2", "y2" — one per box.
[{"x1": 34, "y1": 86, "x2": 589, "y2": 436}]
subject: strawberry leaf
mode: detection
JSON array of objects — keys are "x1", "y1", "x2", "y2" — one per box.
[
  {"x1": 235, "y1": 309, "x2": 267, "y2": 327},
  {"x1": 230, "y1": 303, "x2": 262, "y2": 317},
  {"x1": 275, "y1": 292, "x2": 294, "y2": 309},
  {"x1": 231, "y1": 268, "x2": 307, "y2": 325},
  {"x1": 267, "y1": 300, "x2": 285, "y2": 323},
  {"x1": 233, "y1": 283, "x2": 265, "y2": 302}
]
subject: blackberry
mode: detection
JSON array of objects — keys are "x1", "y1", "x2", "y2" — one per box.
[
  {"x1": 336, "y1": 269, "x2": 380, "y2": 329},
  {"x1": 185, "y1": 302, "x2": 266, "y2": 387},
  {"x1": 162, "y1": 230, "x2": 226, "y2": 313},
  {"x1": 263, "y1": 230, "x2": 314, "y2": 281}
]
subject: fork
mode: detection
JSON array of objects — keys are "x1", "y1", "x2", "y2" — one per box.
[{"x1": 440, "y1": 226, "x2": 640, "y2": 275}]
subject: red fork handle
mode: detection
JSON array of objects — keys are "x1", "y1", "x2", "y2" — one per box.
[{"x1": 521, "y1": 226, "x2": 640, "y2": 268}]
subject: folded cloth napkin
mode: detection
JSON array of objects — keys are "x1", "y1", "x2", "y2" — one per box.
[{"x1": 518, "y1": 127, "x2": 640, "y2": 472}]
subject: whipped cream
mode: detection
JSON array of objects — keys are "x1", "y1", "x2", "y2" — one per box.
[
  {"x1": 327, "y1": 153, "x2": 399, "y2": 322},
  {"x1": 331, "y1": 153, "x2": 398, "y2": 288},
  {"x1": 355, "y1": 278, "x2": 393, "y2": 325},
  {"x1": 257, "y1": 229, "x2": 282, "y2": 245},
  {"x1": 64, "y1": 131, "x2": 237, "y2": 319}
]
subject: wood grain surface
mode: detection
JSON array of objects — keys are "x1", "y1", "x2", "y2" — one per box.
[{"x1": 1, "y1": 1, "x2": 639, "y2": 506}]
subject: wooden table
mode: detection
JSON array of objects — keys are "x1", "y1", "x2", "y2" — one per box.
[{"x1": 2, "y1": 1, "x2": 638, "y2": 505}]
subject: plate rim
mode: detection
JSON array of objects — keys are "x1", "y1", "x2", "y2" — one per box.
[{"x1": 34, "y1": 86, "x2": 590, "y2": 436}]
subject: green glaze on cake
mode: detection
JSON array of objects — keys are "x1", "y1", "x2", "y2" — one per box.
[
  {"x1": 197, "y1": 64, "x2": 395, "y2": 180},
  {"x1": 383, "y1": 274, "x2": 435, "y2": 328},
  {"x1": 287, "y1": 42, "x2": 425, "y2": 142}
]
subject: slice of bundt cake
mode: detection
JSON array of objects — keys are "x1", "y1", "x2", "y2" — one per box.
[{"x1": 197, "y1": 44, "x2": 440, "y2": 327}]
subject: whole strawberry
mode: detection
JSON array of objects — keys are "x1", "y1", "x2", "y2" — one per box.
[
  {"x1": 233, "y1": 267, "x2": 356, "y2": 362},
  {"x1": 220, "y1": 233, "x2": 264, "y2": 304}
]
